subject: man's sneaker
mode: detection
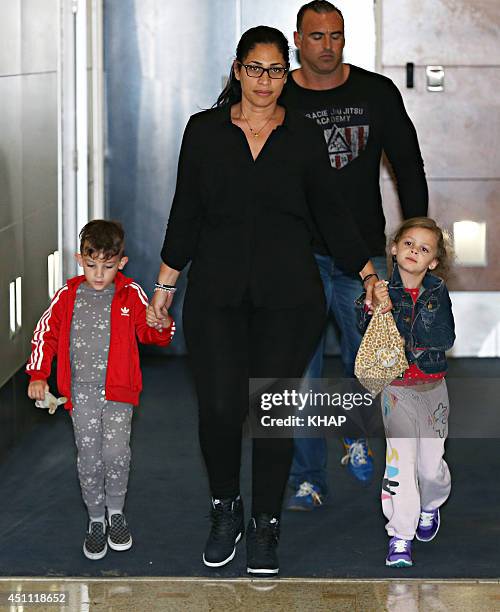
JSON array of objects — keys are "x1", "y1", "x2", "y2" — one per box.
[
  {"x1": 246, "y1": 514, "x2": 280, "y2": 576},
  {"x1": 286, "y1": 481, "x2": 325, "y2": 511},
  {"x1": 83, "y1": 520, "x2": 107, "y2": 560},
  {"x1": 385, "y1": 537, "x2": 413, "y2": 567},
  {"x1": 341, "y1": 438, "x2": 374, "y2": 483},
  {"x1": 416, "y1": 508, "x2": 440, "y2": 542},
  {"x1": 203, "y1": 496, "x2": 244, "y2": 567},
  {"x1": 107, "y1": 512, "x2": 133, "y2": 551}
]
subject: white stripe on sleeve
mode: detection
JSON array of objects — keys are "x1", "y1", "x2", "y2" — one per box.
[
  {"x1": 27, "y1": 285, "x2": 68, "y2": 372},
  {"x1": 129, "y1": 282, "x2": 149, "y2": 307}
]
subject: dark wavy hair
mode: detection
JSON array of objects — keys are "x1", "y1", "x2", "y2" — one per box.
[
  {"x1": 79, "y1": 219, "x2": 125, "y2": 259},
  {"x1": 214, "y1": 26, "x2": 289, "y2": 108}
]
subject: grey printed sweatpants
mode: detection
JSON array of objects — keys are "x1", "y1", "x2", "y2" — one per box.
[
  {"x1": 380, "y1": 379, "x2": 451, "y2": 540},
  {"x1": 71, "y1": 383, "x2": 133, "y2": 519}
]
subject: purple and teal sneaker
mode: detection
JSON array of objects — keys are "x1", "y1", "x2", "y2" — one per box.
[
  {"x1": 386, "y1": 537, "x2": 413, "y2": 567},
  {"x1": 341, "y1": 438, "x2": 374, "y2": 483},
  {"x1": 416, "y1": 508, "x2": 440, "y2": 542},
  {"x1": 286, "y1": 481, "x2": 325, "y2": 511}
]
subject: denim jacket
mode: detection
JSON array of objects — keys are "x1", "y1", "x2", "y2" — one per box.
[{"x1": 356, "y1": 264, "x2": 455, "y2": 374}]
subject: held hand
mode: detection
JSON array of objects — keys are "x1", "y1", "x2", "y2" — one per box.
[
  {"x1": 28, "y1": 380, "x2": 49, "y2": 401},
  {"x1": 150, "y1": 289, "x2": 174, "y2": 318},
  {"x1": 146, "y1": 304, "x2": 165, "y2": 331},
  {"x1": 373, "y1": 280, "x2": 389, "y2": 305},
  {"x1": 147, "y1": 289, "x2": 173, "y2": 331},
  {"x1": 364, "y1": 278, "x2": 393, "y2": 314}
]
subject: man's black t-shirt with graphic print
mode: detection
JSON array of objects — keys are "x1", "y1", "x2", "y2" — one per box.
[{"x1": 280, "y1": 64, "x2": 428, "y2": 259}]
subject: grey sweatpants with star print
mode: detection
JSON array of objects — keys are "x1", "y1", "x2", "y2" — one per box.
[{"x1": 71, "y1": 383, "x2": 133, "y2": 519}]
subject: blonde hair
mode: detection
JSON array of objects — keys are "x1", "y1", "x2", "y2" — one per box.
[{"x1": 391, "y1": 217, "x2": 454, "y2": 278}]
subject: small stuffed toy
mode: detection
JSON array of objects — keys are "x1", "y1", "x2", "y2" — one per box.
[{"x1": 35, "y1": 391, "x2": 68, "y2": 415}]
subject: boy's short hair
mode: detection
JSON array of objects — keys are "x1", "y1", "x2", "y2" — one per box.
[{"x1": 79, "y1": 220, "x2": 125, "y2": 259}]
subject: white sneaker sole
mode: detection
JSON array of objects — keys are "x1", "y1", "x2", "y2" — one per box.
[
  {"x1": 415, "y1": 509, "x2": 440, "y2": 542},
  {"x1": 385, "y1": 559, "x2": 413, "y2": 567},
  {"x1": 247, "y1": 566, "x2": 279, "y2": 576},
  {"x1": 203, "y1": 532, "x2": 242, "y2": 568},
  {"x1": 83, "y1": 542, "x2": 108, "y2": 560},
  {"x1": 108, "y1": 535, "x2": 133, "y2": 551}
]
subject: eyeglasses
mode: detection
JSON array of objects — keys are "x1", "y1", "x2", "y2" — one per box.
[{"x1": 238, "y1": 62, "x2": 288, "y2": 79}]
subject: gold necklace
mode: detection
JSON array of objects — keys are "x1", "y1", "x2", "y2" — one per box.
[{"x1": 240, "y1": 109, "x2": 275, "y2": 138}]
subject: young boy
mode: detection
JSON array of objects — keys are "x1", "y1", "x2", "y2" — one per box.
[{"x1": 27, "y1": 220, "x2": 174, "y2": 560}]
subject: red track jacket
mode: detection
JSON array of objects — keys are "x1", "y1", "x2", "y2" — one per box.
[{"x1": 26, "y1": 272, "x2": 175, "y2": 410}]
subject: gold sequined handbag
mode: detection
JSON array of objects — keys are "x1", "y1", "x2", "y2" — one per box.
[{"x1": 354, "y1": 301, "x2": 408, "y2": 396}]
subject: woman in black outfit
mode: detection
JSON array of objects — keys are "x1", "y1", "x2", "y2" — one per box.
[{"x1": 148, "y1": 26, "x2": 379, "y2": 576}]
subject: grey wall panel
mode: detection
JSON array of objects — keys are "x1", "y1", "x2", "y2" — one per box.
[
  {"x1": 105, "y1": 0, "x2": 238, "y2": 353},
  {"x1": 0, "y1": 77, "x2": 22, "y2": 231},
  {"x1": 21, "y1": 0, "x2": 58, "y2": 74},
  {"x1": 0, "y1": 368, "x2": 44, "y2": 461},
  {"x1": 21, "y1": 73, "x2": 58, "y2": 217},
  {"x1": 0, "y1": 224, "x2": 24, "y2": 385},
  {"x1": 0, "y1": 379, "x2": 15, "y2": 457},
  {"x1": 0, "y1": 0, "x2": 20, "y2": 76},
  {"x1": 0, "y1": 0, "x2": 58, "y2": 389},
  {"x1": 383, "y1": 66, "x2": 500, "y2": 180},
  {"x1": 22, "y1": 206, "x2": 57, "y2": 357},
  {"x1": 381, "y1": 0, "x2": 500, "y2": 309},
  {"x1": 382, "y1": 0, "x2": 500, "y2": 66}
]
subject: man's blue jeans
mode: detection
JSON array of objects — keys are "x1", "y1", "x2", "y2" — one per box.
[{"x1": 289, "y1": 254, "x2": 388, "y2": 493}]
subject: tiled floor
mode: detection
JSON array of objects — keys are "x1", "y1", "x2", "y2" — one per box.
[{"x1": 0, "y1": 578, "x2": 499, "y2": 611}]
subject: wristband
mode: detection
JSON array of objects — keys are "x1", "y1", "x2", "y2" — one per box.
[
  {"x1": 362, "y1": 273, "x2": 379, "y2": 285},
  {"x1": 154, "y1": 282, "x2": 177, "y2": 294}
]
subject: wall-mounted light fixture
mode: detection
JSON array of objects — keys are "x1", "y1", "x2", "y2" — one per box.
[
  {"x1": 48, "y1": 250, "x2": 61, "y2": 299},
  {"x1": 426, "y1": 65, "x2": 445, "y2": 92},
  {"x1": 453, "y1": 221, "x2": 487, "y2": 266},
  {"x1": 9, "y1": 276, "x2": 22, "y2": 337},
  {"x1": 9, "y1": 282, "x2": 16, "y2": 336}
]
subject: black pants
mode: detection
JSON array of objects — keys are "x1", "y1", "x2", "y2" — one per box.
[{"x1": 183, "y1": 290, "x2": 326, "y2": 516}]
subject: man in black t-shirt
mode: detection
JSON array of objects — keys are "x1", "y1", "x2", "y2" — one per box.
[{"x1": 281, "y1": 1, "x2": 428, "y2": 510}]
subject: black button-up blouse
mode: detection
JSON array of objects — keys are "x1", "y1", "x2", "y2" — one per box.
[{"x1": 161, "y1": 105, "x2": 370, "y2": 308}]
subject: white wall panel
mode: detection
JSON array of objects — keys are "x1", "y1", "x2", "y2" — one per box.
[
  {"x1": 21, "y1": 0, "x2": 59, "y2": 74},
  {"x1": 0, "y1": 0, "x2": 21, "y2": 76}
]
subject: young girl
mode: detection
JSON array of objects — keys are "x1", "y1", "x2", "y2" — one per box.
[{"x1": 362, "y1": 217, "x2": 455, "y2": 567}]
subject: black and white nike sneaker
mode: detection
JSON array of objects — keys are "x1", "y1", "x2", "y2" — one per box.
[
  {"x1": 246, "y1": 514, "x2": 280, "y2": 576},
  {"x1": 203, "y1": 496, "x2": 244, "y2": 567}
]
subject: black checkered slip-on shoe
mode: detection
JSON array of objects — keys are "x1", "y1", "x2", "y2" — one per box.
[
  {"x1": 107, "y1": 512, "x2": 133, "y2": 551},
  {"x1": 83, "y1": 520, "x2": 108, "y2": 560}
]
